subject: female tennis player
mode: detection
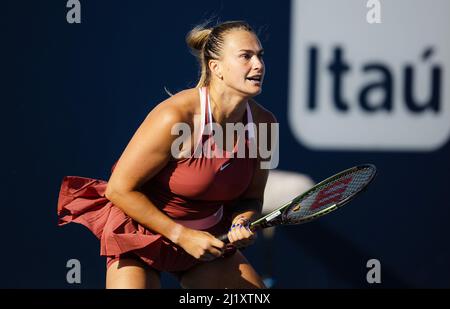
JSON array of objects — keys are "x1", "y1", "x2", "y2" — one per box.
[{"x1": 57, "y1": 20, "x2": 277, "y2": 289}]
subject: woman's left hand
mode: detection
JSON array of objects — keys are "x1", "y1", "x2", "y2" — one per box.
[{"x1": 226, "y1": 217, "x2": 256, "y2": 248}]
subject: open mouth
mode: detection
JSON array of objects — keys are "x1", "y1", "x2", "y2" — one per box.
[{"x1": 246, "y1": 75, "x2": 263, "y2": 85}]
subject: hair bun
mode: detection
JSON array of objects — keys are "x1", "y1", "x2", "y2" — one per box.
[{"x1": 186, "y1": 26, "x2": 212, "y2": 55}]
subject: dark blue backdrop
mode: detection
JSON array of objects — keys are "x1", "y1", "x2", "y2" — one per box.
[{"x1": 2, "y1": 0, "x2": 449, "y2": 288}]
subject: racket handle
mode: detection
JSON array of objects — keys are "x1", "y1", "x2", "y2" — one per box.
[{"x1": 216, "y1": 224, "x2": 258, "y2": 244}]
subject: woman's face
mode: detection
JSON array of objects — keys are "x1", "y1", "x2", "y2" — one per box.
[{"x1": 216, "y1": 30, "x2": 265, "y2": 96}]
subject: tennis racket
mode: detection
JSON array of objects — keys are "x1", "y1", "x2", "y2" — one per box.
[{"x1": 218, "y1": 164, "x2": 377, "y2": 243}]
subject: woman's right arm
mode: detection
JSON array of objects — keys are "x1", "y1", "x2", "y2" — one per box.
[{"x1": 105, "y1": 93, "x2": 224, "y2": 261}]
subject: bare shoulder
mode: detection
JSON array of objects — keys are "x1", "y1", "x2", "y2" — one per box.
[
  {"x1": 147, "y1": 88, "x2": 200, "y2": 126},
  {"x1": 248, "y1": 98, "x2": 278, "y2": 124}
]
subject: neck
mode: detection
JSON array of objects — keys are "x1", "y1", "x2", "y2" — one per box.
[{"x1": 207, "y1": 83, "x2": 248, "y2": 126}]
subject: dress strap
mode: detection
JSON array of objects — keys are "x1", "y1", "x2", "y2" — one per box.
[
  {"x1": 246, "y1": 103, "x2": 255, "y2": 140},
  {"x1": 205, "y1": 87, "x2": 213, "y2": 132},
  {"x1": 194, "y1": 87, "x2": 208, "y2": 153}
]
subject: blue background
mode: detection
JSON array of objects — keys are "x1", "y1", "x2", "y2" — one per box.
[{"x1": 2, "y1": 0, "x2": 449, "y2": 288}]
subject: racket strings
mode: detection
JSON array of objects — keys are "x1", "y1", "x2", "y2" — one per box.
[{"x1": 285, "y1": 167, "x2": 375, "y2": 223}]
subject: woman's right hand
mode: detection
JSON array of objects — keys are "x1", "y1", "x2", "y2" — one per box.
[{"x1": 175, "y1": 227, "x2": 225, "y2": 262}]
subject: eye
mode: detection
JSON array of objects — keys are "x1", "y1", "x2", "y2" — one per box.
[{"x1": 240, "y1": 53, "x2": 251, "y2": 60}]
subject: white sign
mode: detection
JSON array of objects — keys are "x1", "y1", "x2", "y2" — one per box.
[{"x1": 288, "y1": 0, "x2": 450, "y2": 151}]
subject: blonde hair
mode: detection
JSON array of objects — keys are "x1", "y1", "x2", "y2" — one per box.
[{"x1": 186, "y1": 20, "x2": 255, "y2": 88}]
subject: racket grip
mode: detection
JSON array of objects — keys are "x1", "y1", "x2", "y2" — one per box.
[{"x1": 216, "y1": 222, "x2": 258, "y2": 244}]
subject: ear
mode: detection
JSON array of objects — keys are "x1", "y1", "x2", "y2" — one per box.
[{"x1": 208, "y1": 59, "x2": 223, "y2": 80}]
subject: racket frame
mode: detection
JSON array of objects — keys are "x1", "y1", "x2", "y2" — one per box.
[{"x1": 249, "y1": 164, "x2": 377, "y2": 230}]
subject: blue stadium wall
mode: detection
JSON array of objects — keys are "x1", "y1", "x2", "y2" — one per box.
[{"x1": 2, "y1": 0, "x2": 449, "y2": 288}]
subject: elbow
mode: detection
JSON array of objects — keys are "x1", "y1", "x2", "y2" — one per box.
[
  {"x1": 105, "y1": 184, "x2": 122, "y2": 202},
  {"x1": 105, "y1": 182, "x2": 135, "y2": 203},
  {"x1": 104, "y1": 184, "x2": 115, "y2": 201}
]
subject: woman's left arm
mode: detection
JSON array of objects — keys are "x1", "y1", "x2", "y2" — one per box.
[
  {"x1": 229, "y1": 169, "x2": 268, "y2": 226},
  {"x1": 226, "y1": 103, "x2": 277, "y2": 247}
]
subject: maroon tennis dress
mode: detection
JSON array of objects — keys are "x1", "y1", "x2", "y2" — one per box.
[{"x1": 57, "y1": 87, "x2": 257, "y2": 272}]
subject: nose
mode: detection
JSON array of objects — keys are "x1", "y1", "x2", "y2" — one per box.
[{"x1": 252, "y1": 55, "x2": 264, "y2": 72}]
